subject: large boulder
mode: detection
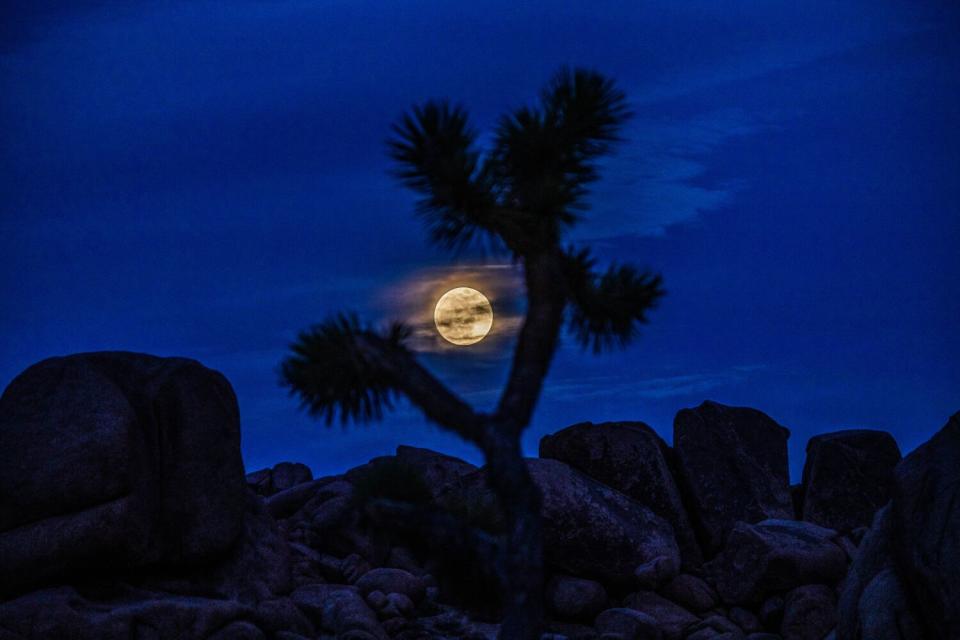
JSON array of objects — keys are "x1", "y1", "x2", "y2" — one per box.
[
  {"x1": 394, "y1": 445, "x2": 478, "y2": 500},
  {"x1": 705, "y1": 519, "x2": 847, "y2": 604},
  {"x1": 836, "y1": 412, "x2": 960, "y2": 640},
  {"x1": 247, "y1": 462, "x2": 313, "y2": 497},
  {"x1": 673, "y1": 401, "x2": 793, "y2": 553},
  {"x1": 800, "y1": 430, "x2": 901, "y2": 531},
  {"x1": 440, "y1": 458, "x2": 680, "y2": 586},
  {"x1": 890, "y1": 411, "x2": 960, "y2": 638},
  {"x1": 539, "y1": 421, "x2": 702, "y2": 568},
  {"x1": 836, "y1": 506, "x2": 923, "y2": 640},
  {"x1": 0, "y1": 352, "x2": 246, "y2": 597}
]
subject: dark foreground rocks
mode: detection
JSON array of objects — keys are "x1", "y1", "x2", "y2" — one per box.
[
  {"x1": 1, "y1": 352, "x2": 957, "y2": 640},
  {"x1": 836, "y1": 411, "x2": 960, "y2": 639},
  {"x1": 0, "y1": 352, "x2": 246, "y2": 598}
]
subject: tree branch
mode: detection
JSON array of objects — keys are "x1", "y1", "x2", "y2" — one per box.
[{"x1": 350, "y1": 332, "x2": 487, "y2": 445}]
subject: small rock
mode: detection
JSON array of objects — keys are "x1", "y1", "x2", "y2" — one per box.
[
  {"x1": 622, "y1": 590, "x2": 698, "y2": 640},
  {"x1": 660, "y1": 574, "x2": 717, "y2": 612},
  {"x1": 341, "y1": 554, "x2": 372, "y2": 584},
  {"x1": 758, "y1": 596, "x2": 784, "y2": 630},
  {"x1": 728, "y1": 607, "x2": 760, "y2": 633},
  {"x1": 356, "y1": 568, "x2": 426, "y2": 604},
  {"x1": 382, "y1": 592, "x2": 415, "y2": 619},
  {"x1": 780, "y1": 585, "x2": 835, "y2": 640},
  {"x1": 546, "y1": 575, "x2": 608, "y2": 621},
  {"x1": 594, "y1": 608, "x2": 662, "y2": 640},
  {"x1": 367, "y1": 590, "x2": 388, "y2": 610},
  {"x1": 687, "y1": 615, "x2": 743, "y2": 637}
]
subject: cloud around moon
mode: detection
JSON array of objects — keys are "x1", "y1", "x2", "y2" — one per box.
[{"x1": 376, "y1": 262, "x2": 524, "y2": 356}]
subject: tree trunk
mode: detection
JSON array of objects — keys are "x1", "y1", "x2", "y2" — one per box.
[{"x1": 484, "y1": 429, "x2": 544, "y2": 640}]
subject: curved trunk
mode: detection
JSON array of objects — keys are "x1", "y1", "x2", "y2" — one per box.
[{"x1": 485, "y1": 430, "x2": 545, "y2": 640}]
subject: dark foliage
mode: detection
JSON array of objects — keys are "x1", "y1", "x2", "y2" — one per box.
[
  {"x1": 280, "y1": 314, "x2": 411, "y2": 424},
  {"x1": 561, "y1": 248, "x2": 665, "y2": 352}
]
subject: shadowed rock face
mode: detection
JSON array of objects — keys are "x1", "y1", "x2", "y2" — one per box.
[
  {"x1": 890, "y1": 411, "x2": 960, "y2": 638},
  {"x1": 705, "y1": 519, "x2": 847, "y2": 605},
  {"x1": 673, "y1": 400, "x2": 793, "y2": 553},
  {"x1": 539, "y1": 421, "x2": 702, "y2": 569},
  {"x1": 800, "y1": 429, "x2": 901, "y2": 531},
  {"x1": 0, "y1": 352, "x2": 246, "y2": 597},
  {"x1": 440, "y1": 458, "x2": 681, "y2": 586},
  {"x1": 836, "y1": 412, "x2": 960, "y2": 640}
]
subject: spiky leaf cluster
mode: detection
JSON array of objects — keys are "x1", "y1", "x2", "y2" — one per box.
[
  {"x1": 388, "y1": 68, "x2": 629, "y2": 254},
  {"x1": 562, "y1": 248, "x2": 665, "y2": 352},
  {"x1": 280, "y1": 314, "x2": 410, "y2": 424}
]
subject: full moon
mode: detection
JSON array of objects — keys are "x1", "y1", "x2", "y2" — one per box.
[{"x1": 434, "y1": 287, "x2": 494, "y2": 346}]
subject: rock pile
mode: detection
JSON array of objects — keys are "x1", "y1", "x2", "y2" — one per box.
[{"x1": 0, "y1": 352, "x2": 956, "y2": 640}]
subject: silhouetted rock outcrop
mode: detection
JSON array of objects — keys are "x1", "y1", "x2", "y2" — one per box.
[
  {"x1": 539, "y1": 421, "x2": 702, "y2": 569},
  {"x1": 0, "y1": 352, "x2": 245, "y2": 598},
  {"x1": 673, "y1": 401, "x2": 793, "y2": 553},
  {"x1": 1, "y1": 353, "x2": 957, "y2": 640},
  {"x1": 799, "y1": 429, "x2": 901, "y2": 531},
  {"x1": 837, "y1": 411, "x2": 960, "y2": 640}
]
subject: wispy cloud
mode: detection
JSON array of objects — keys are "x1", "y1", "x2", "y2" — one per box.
[
  {"x1": 542, "y1": 365, "x2": 767, "y2": 402},
  {"x1": 577, "y1": 108, "x2": 791, "y2": 239}
]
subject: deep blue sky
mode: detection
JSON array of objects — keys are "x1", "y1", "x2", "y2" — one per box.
[{"x1": 2, "y1": 1, "x2": 958, "y2": 480}]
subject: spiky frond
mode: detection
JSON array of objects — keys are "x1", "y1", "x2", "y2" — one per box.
[
  {"x1": 388, "y1": 101, "x2": 499, "y2": 250},
  {"x1": 491, "y1": 68, "x2": 630, "y2": 232},
  {"x1": 280, "y1": 314, "x2": 411, "y2": 424},
  {"x1": 562, "y1": 248, "x2": 665, "y2": 352}
]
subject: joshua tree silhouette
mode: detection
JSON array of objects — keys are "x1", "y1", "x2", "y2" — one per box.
[{"x1": 282, "y1": 68, "x2": 664, "y2": 640}]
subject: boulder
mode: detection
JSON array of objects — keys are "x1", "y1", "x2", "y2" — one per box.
[
  {"x1": 0, "y1": 352, "x2": 245, "y2": 597},
  {"x1": 272, "y1": 463, "x2": 314, "y2": 493},
  {"x1": 659, "y1": 574, "x2": 717, "y2": 613},
  {"x1": 394, "y1": 445, "x2": 478, "y2": 499},
  {"x1": 728, "y1": 608, "x2": 760, "y2": 634},
  {"x1": 705, "y1": 520, "x2": 847, "y2": 604},
  {"x1": 355, "y1": 568, "x2": 426, "y2": 604},
  {"x1": 890, "y1": 411, "x2": 960, "y2": 638},
  {"x1": 800, "y1": 430, "x2": 901, "y2": 531},
  {"x1": 293, "y1": 584, "x2": 388, "y2": 640},
  {"x1": 546, "y1": 575, "x2": 608, "y2": 622},
  {"x1": 622, "y1": 591, "x2": 699, "y2": 640},
  {"x1": 136, "y1": 490, "x2": 292, "y2": 602},
  {"x1": 594, "y1": 608, "x2": 662, "y2": 640},
  {"x1": 835, "y1": 506, "x2": 922, "y2": 640},
  {"x1": 780, "y1": 584, "x2": 835, "y2": 640},
  {"x1": 539, "y1": 421, "x2": 702, "y2": 567},
  {"x1": 673, "y1": 401, "x2": 793, "y2": 553},
  {"x1": 0, "y1": 582, "x2": 313, "y2": 640},
  {"x1": 440, "y1": 459, "x2": 680, "y2": 586},
  {"x1": 836, "y1": 412, "x2": 960, "y2": 640}
]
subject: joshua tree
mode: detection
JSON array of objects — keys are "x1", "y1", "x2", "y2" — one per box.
[{"x1": 282, "y1": 68, "x2": 664, "y2": 640}]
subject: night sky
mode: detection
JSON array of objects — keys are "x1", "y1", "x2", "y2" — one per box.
[{"x1": 2, "y1": 1, "x2": 958, "y2": 480}]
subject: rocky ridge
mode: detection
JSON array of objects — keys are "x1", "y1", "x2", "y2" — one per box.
[{"x1": 0, "y1": 353, "x2": 956, "y2": 640}]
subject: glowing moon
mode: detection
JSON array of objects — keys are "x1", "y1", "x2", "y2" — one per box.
[{"x1": 434, "y1": 287, "x2": 493, "y2": 346}]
